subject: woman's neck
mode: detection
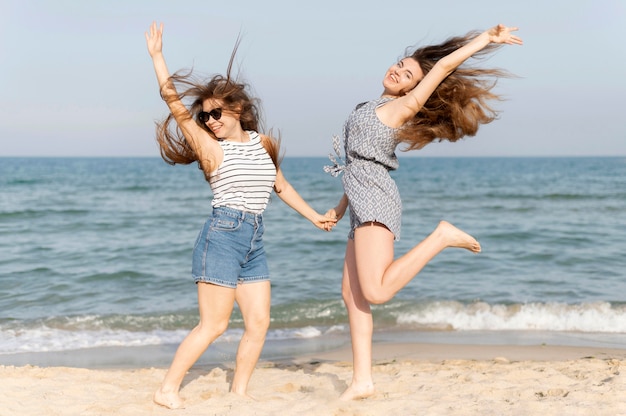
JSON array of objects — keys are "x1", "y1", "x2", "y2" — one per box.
[{"x1": 225, "y1": 129, "x2": 250, "y2": 143}]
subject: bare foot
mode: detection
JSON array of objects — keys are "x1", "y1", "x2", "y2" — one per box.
[
  {"x1": 153, "y1": 389, "x2": 184, "y2": 409},
  {"x1": 230, "y1": 390, "x2": 258, "y2": 401},
  {"x1": 339, "y1": 383, "x2": 375, "y2": 401},
  {"x1": 436, "y1": 221, "x2": 481, "y2": 253}
]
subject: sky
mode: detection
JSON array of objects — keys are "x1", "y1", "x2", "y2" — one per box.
[{"x1": 1, "y1": 0, "x2": 624, "y2": 158}]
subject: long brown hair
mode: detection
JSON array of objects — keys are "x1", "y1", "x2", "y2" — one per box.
[
  {"x1": 154, "y1": 40, "x2": 281, "y2": 179},
  {"x1": 396, "y1": 31, "x2": 511, "y2": 150}
]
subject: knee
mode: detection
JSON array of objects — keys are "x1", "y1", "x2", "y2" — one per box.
[
  {"x1": 256, "y1": 316, "x2": 270, "y2": 333},
  {"x1": 214, "y1": 320, "x2": 230, "y2": 336},
  {"x1": 197, "y1": 318, "x2": 229, "y2": 339},
  {"x1": 361, "y1": 288, "x2": 388, "y2": 305},
  {"x1": 245, "y1": 315, "x2": 270, "y2": 337},
  {"x1": 343, "y1": 279, "x2": 386, "y2": 308}
]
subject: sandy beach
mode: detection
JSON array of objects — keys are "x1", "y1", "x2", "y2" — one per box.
[{"x1": 2, "y1": 342, "x2": 625, "y2": 416}]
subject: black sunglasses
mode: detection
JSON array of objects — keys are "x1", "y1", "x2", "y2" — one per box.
[{"x1": 198, "y1": 108, "x2": 223, "y2": 123}]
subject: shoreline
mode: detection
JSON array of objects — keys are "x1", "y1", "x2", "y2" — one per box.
[
  {"x1": 3, "y1": 329, "x2": 626, "y2": 369},
  {"x1": 5, "y1": 340, "x2": 626, "y2": 370}
]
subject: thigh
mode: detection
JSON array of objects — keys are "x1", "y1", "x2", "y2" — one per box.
[
  {"x1": 235, "y1": 281, "x2": 271, "y2": 326},
  {"x1": 197, "y1": 282, "x2": 237, "y2": 325},
  {"x1": 353, "y1": 223, "x2": 395, "y2": 284}
]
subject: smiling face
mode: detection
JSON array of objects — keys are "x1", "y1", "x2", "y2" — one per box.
[
  {"x1": 382, "y1": 58, "x2": 424, "y2": 97},
  {"x1": 201, "y1": 99, "x2": 243, "y2": 140}
]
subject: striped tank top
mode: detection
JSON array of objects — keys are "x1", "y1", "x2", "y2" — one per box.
[{"x1": 209, "y1": 131, "x2": 277, "y2": 214}]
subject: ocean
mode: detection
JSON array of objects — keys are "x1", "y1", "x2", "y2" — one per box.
[{"x1": 1, "y1": 156, "x2": 626, "y2": 367}]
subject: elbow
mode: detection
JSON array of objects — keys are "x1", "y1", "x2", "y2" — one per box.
[
  {"x1": 435, "y1": 59, "x2": 455, "y2": 77},
  {"x1": 274, "y1": 178, "x2": 292, "y2": 195}
]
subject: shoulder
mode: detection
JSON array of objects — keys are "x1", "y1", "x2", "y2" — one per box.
[
  {"x1": 354, "y1": 99, "x2": 382, "y2": 111},
  {"x1": 355, "y1": 101, "x2": 368, "y2": 111},
  {"x1": 257, "y1": 132, "x2": 281, "y2": 167}
]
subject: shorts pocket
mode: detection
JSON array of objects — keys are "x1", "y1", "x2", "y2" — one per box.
[{"x1": 210, "y1": 217, "x2": 241, "y2": 232}]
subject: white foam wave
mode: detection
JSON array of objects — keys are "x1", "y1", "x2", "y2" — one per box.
[
  {"x1": 2, "y1": 301, "x2": 625, "y2": 355},
  {"x1": 396, "y1": 301, "x2": 626, "y2": 332},
  {"x1": 0, "y1": 324, "x2": 345, "y2": 355},
  {"x1": 0, "y1": 327, "x2": 188, "y2": 355}
]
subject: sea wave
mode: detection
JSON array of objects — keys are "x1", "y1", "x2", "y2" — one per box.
[
  {"x1": 394, "y1": 300, "x2": 626, "y2": 333},
  {"x1": 2, "y1": 301, "x2": 625, "y2": 355}
]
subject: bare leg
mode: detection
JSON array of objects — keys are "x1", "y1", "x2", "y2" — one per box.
[
  {"x1": 340, "y1": 239, "x2": 378, "y2": 400},
  {"x1": 153, "y1": 283, "x2": 235, "y2": 409},
  {"x1": 230, "y1": 281, "x2": 271, "y2": 397},
  {"x1": 355, "y1": 221, "x2": 480, "y2": 305},
  {"x1": 339, "y1": 221, "x2": 480, "y2": 400}
]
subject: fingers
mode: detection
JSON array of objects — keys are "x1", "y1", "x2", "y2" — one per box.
[
  {"x1": 505, "y1": 32, "x2": 523, "y2": 45},
  {"x1": 147, "y1": 21, "x2": 163, "y2": 38},
  {"x1": 491, "y1": 24, "x2": 523, "y2": 46},
  {"x1": 498, "y1": 24, "x2": 519, "y2": 33},
  {"x1": 319, "y1": 217, "x2": 338, "y2": 232}
]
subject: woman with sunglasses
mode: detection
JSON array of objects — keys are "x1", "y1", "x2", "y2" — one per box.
[
  {"x1": 145, "y1": 22, "x2": 336, "y2": 409},
  {"x1": 325, "y1": 24, "x2": 523, "y2": 400}
]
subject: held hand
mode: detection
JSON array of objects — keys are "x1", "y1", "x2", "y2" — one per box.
[
  {"x1": 325, "y1": 207, "x2": 345, "y2": 222},
  {"x1": 487, "y1": 24, "x2": 523, "y2": 46},
  {"x1": 145, "y1": 21, "x2": 164, "y2": 57},
  {"x1": 313, "y1": 213, "x2": 338, "y2": 232}
]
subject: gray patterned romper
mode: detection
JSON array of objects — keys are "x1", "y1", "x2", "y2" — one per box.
[{"x1": 335, "y1": 97, "x2": 403, "y2": 240}]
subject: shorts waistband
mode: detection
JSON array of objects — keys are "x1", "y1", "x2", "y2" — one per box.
[{"x1": 212, "y1": 206, "x2": 263, "y2": 224}]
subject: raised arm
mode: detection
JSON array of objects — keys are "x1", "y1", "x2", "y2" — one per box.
[
  {"x1": 145, "y1": 22, "x2": 220, "y2": 168},
  {"x1": 274, "y1": 169, "x2": 337, "y2": 231},
  {"x1": 380, "y1": 24, "x2": 523, "y2": 127}
]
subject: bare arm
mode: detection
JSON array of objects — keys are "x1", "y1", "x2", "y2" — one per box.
[
  {"x1": 325, "y1": 193, "x2": 348, "y2": 221},
  {"x1": 379, "y1": 24, "x2": 523, "y2": 127},
  {"x1": 145, "y1": 22, "x2": 220, "y2": 168},
  {"x1": 274, "y1": 169, "x2": 337, "y2": 231}
]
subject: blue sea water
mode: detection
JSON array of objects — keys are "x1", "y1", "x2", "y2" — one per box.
[{"x1": 1, "y1": 156, "x2": 626, "y2": 364}]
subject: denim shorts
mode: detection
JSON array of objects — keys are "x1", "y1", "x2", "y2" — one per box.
[{"x1": 192, "y1": 206, "x2": 269, "y2": 288}]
